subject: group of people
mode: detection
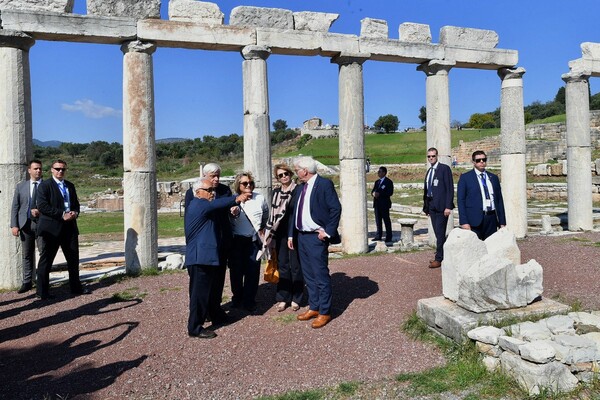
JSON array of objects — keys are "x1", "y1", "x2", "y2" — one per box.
[
  {"x1": 11, "y1": 159, "x2": 88, "y2": 300},
  {"x1": 184, "y1": 156, "x2": 341, "y2": 339}
]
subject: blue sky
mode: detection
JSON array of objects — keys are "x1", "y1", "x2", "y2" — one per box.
[{"x1": 30, "y1": 0, "x2": 600, "y2": 143}]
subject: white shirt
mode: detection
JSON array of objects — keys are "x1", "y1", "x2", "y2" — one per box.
[
  {"x1": 426, "y1": 162, "x2": 438, "y2": 191},
  {"x1": 30, "y1": 179, "x2": 41, "y2": 197},
  {"x1": 231, "y1": 192, "x2": 268, "y2": 239},
  {"x1": 475, "y1": 170, "x2": 496, "y2": 211},
  {"x1": 296, "y1": 174, "x2": 321, "y2": 232}
]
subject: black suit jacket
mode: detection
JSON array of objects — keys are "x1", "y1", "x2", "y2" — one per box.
[
  {"x1": 36, "y1": 178, "x2": 80, "y2": 238},
  {"x1": 371, "y1": 176, "x2": 393, "y2": 210},
  {"x1": 422, "y1": 162, "x2": 454, "y2": 214}
]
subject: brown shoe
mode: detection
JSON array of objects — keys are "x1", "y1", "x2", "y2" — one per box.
[
  {"x1": 311, "y1": 314, "x2": 332, "y2": 329},
  {"x1": 297, "y1": 309, "x2": 319, "y2": 321},
  {"x1": 429, "y1": 260, "x2": 441, "y2": 269}
]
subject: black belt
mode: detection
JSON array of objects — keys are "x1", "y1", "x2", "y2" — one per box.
[{"x1": 483, "y1": 210, "x2": 496, "y2": 215}]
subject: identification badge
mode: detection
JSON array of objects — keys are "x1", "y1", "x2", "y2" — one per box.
[
  {"x1": 64, "y1": 201, "x2": 70, "y2": 211},
  {"x1": 484, "y1": 199, "x2": 492, "y2": 208},
  {"x1": 381, "y1": 185, "x2": 385, "y2": 189},
  {"x1": 433, "y1": 179, "x2": 439, "y2": 186}
]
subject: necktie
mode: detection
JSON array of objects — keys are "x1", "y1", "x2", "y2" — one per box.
[
  {"x1": 29, "y1": 182, "x2": 38, "y2": 217},
  {"x1": 58, "y1": 181, "x2": 70, "y2": 211},
  {"x1": 296, "y1": 183, "x2": 308, "y2": 231},
  {"x1": 427, "y1": 168, "x2": 434, "y2": 198},
  {"x1": 480, "y1": 173, "x2": 491, "y2": 210}
]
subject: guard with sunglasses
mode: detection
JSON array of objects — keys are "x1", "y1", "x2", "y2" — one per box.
[{"x1": 457, "y1": 150, "x2": 506, "y2": 240}]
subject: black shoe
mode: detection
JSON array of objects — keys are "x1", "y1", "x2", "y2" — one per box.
[
  {"x1": 72, "y1": 287, "x2": 91, "y2": 295},
  {"x1": 36, "y1": 294, "x2": 55, "y2": 301},
  {"x1": 385, "y1": 237, "x2": 393, "y2": 242},
  {"x1": 17, "y1": 283, "x2": 32, "y2": 294},
  {"x1": 189, "y1": 329, "x2": 217, "y2": 339},
  {"x1": 373, "y1": 236, "x2": 382, "y2": 241}
]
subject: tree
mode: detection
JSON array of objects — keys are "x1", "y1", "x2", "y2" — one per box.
[
  {"x1": 554, "y1": 86, "x2": 566, "y2": 105},
  {"x1": 373, "y1": 114, "x2": 399, "y2": 133},
  {"x1": 418, "y1": 106, "x2": 427, "y2": 124},
  {"x1": 451, "y1": 120, "x2": 462, "y2": 130},
  {"x1": 272, "y1": 119, "x2": 288, "y2": 132},
  {"x1": 468, "y1": 113, "x2": 496, "y2": 129}
]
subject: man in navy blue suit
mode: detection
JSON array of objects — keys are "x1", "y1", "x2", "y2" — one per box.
[
  {"x1": 457, "y1": 150, "x2": 506, "y2": 240},
  {"x1": 422, "y1": 148, "x2": 454, "y2": 269},
  {"x1": 288, "y1": 156, "x2": 341, "y2": 329},
  {"x1": 184, "y1": 178, "x2": 250, "y2": 339},
  {"x1": 371, "y1": 166, "x2": 394, "y2": 242}
]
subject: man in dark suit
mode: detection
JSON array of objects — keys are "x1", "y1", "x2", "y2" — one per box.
[
  {"x1": 288, "y1": 156, "x2": 341, "y2": 329},
  {"x1": 10, "y1": 159, "x2": 44, "y2": 293},
  {"x1": 184, "y1": 163, "x2": 232, "y2": 323},
  {"x1": 422, "y1": 148, "x2": 454, "y2": 269},
  {"x1": 185, "y1": 178, "x2": 250, "y2": 339},
  {"x1": 457, "y1": 150, "x2": 506, "y2": 240},
  {"x1": 36, "y1": 159, "x2": 87, "y2": 300},
  {"x1": 371, "y1": 166, "x2": 394, "y2": 242}
]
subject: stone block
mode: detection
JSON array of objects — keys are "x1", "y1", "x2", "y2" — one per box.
[
  {"x1": 484, "y1": 227, "x2": 521, "y2": 266},
  {"x1": 398, "y1": 22, "x2": 431, "y2": 43},
  {"x1": 482, "y1": 355, "x2": 500, "y2": 372},
  {"x1": 595, "y1": 158, "x2": 600, "y2": 175},
  {"x1": 230, "y1": 6, "x2": 293, "y2": 29},
  {"x1": 476, "y1": 341, "x2": 502, "y2": 357},
  {"x1": 532, "y1": 163, "x2": 549, "y2": 176},
  {"x1": 256, "y1": 29, "x2": 322, "y2": 56},
  {"x1": 561, "y1": 159, "x2": 568, "y2": 175},
  {"x1": 440, "y1": 26, "x2": 498, "y2": 48},
  {"x1": 443, "y1": 47, "x2": 518, "y2": 69},
  {"x1": 550, "y1": 163, "x2": 563, "y2": 176},
  {"x1": 569, "y1": 312, "x2": 600, "y2": 333},
  {"x1": 467, "y1": 326, "x2": 505, "y2": 345},
  {"x1": 510, "y1": 321, "x2": 553, "y2": 341},
  {"x1": 293, "y1": 11, "x2": 338, "y2": 32},
  {"x1": 358, "y1": 37, "x2": 441, "y2": 63},
  {"x1": 553, "y1": 334, "x2": 600, "y2": 363},
  {"x1": 168, "y1": 0, "x2": 224, "y2": 24},
  {"x1": 583, "y1": 332, "x2": 600, "y2": 353},
  {"x1": 581, "y1": 42, "x2": 600, "y2": 60},
  {"x1": 540, "y1": 315, "x2": 576, "y2": 335},
  {"x1": 360, "y1": 18, "x2": 387, "y2": 39},
  {"x1": 499, "y1": 335, "x2": 526, "y2": 354},
  {"x1": 0, "y1": 0, "x2": 73, "y2": 12},
  {"x1": 87, "y1": 0, "x2": 160, "y2": 19},
  {"x1": 519, "y1": 341, "x2": 556, "y2": 364}
]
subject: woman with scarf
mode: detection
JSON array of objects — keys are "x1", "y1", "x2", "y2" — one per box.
[{"x1": 263, "y1": 163, "x2": 304, "y2": 312}]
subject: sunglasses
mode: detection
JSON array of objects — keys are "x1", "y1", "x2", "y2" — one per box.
[
  {"x1": 198, "y1": 187, "x2": 214, "y2": 193},
  {"x1": 240, "y1": 181, "x2": 255, "y2": 187},
  {"x1": 427, "y1": 155, "x2": 437, "y2": 158},
  {"x1": 277, "y1": 172, "x2": 291, "y2": 178},
  {"x1": 53, "y1": 167, "x2": 67, "y2": 172},
  {"x1": 474, "y1": 158, "x2": 487, "y2": 163}
]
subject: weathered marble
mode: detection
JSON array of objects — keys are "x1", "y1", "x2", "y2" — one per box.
[
  {"x1": 168, "y1": 0, "x2": 224, "y2": 24},
  {"x1": 399, "y1": 22, "x2": 431, "y2": 43},
  {"x1": 230, "y1": 6, "x2": 293, "y2": 29},
  {"x1": 0, "y1": 0, "x2": 73, "y2": 13},
  {"x1": 293, "y1": 11, "x2": 338, "y2": 32},
  {"x1": 440, "y1": 26, "x2": 499, "y2": 48},
  {"x1": 360, "y1": 18, "x2": 387, "y2": 39},
  {"x1": 88, "y1": 0, "x2": 160, "y2": 19}
]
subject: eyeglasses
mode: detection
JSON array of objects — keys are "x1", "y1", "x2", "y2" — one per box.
[
  {"x1": 53, "y1": 167, "x2": 66, "y2": 172},
  {"x1": 198, "y1": 187, "x2": 214, "y2": 193},
  {"x1": 427, "y1": 155, "x2": 437, "y2": 158},
  {"x1": 474, "y1": 158, "x2": 487, "y2": 163},
  {"x1": 277, "y1": 172, "x2": 291, "y2": 178},
  {"x1": 240, "y1": 181, "x2": 255, "y2": 187}
]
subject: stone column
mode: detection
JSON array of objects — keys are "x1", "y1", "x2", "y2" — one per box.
[
  {"x1": 121, "y1": 40, "x2": 158, "y2": 274},
  {"x1": 498, "y1": 67, "x2": 528, "y2": 238},
  {"x1": 418, "y1": 60, "x2": 455, "y2": 247},
  {"x1": 332, "y1": 53, "x2": 369, "y2": 254},
  {"x1": 562, "y1": 71, "x2": 593, "y2": 231},
  {"x1": 417, "y1": 60, "x2": 455, "y2": 165},
  {"x1": 0, "y1": 31, "x2": 34, "y2": 289},
  {"x1": 242, "y1": 45, "x2": 272, "y2": 200}
]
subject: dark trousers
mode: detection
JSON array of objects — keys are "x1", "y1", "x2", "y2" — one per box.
[
  {"x1": 187, "y1": 264, "x2": 216, "y2": 336},
  {"x1": 374, "y1": 205, "x2": 392, "y2": 240},
  {"x1": 20, "y1": 220, "x2": 43, "y2": 285},
  {"x1": 37, "y1": 230, "x2": 81, "y2": 297},
  {"x1": 208, "y1": 262, "x2": 227, "y2": 320},
  {"x1": 274, "y1": 234, "x2": 304, "y2": 304},
  {"x1": 429, "y1": 210, "x2": 449, "y2": 262},
  {"x1": 297, "y1": 232, "x2": 332, "y2": 315},
  {"x1": 229, "y1": 235, "x2": 261, "y2": 308},
  {"x1": 471, "y1": 212, "x2": 499, "y2": 241}
]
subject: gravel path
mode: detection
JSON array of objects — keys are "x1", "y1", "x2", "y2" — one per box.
[{"x1": 1, "y1": 231, "x2": 599, "y2": 399}]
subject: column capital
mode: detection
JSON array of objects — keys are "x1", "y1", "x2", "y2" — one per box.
[
  {"x1": 331, "y1": 52, "x2": 370, "y2": 66},
  {"x1": 498, "y1": 66, "x2": 526, "y2": 81},
  {"x1": 0, "y1": 30, "x2": 34, "y2": 50},
  {"x1": 241, "y1": 45, "x2": 271, "y2": 61},
  {"x1": 417, "y1": 59, "x2": 455, "y2": 76},
  {"x1": 121, "y1": 40, "x2": 156, "y2": 55},
  {"x1": 562, "y1": 70, "x2": 590, "y2": 84}
]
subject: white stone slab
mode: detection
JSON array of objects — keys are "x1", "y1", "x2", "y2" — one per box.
[
  {"x1": 476, "y1": 341, "x2": 502, "y2": 357},
  {"x1": 499, "y1": 335, "x2": 526, "y2": 354},
  {"x1": 541, "y1": 315, "x2": 576, "y2": 335},
  {"x1": 360, "y1": 17, "x2": 387, "y2": 38},
  {"x1": 88, "y1": 0, "x2": 160, "y2": 20},
  {"x1": 444, "y1": 47, "x2": 518, "y2": 70},
  {"x1": 482, "y1": 355, "x2": 500, "y2": 372},
  {"x1": 440, "y1": 26, "x2": 498, "y2": 48},
  {"x1": 293, "y1": 11, "x2": 338, "y2": 32},
  {"x1": 569, "y1": 312, "x2": 600, "y2": 331},
  {"x1": 358, "y1": 38, "x2": 442, "y2": 63},
  {"x1": 467, "y1": 326, "x2": 505, "y2": 345},
  {"x1": 581, "y1": 42, "x2": 600, "y2": 60},
  {"x1": 510, "y1": 321, "x2": 553, "y2": 341},
  {"x1": 398, "y1": 22, "x2": 431, "y2": 43},
  {"x1": 484, "y1": 227, "x2": 521, "y2": 265},
  {"x1": 553, "y1": 334, "x2": 600, "y2": 363},
  {"x1": 519, "y1": 341, "x2": 556, "y2": 364},
  {"x1": 0, "y1": 0, "x2": 73, "y2": 13},
  {"x1": 230, "y1": 6, "x2": 293, "y2": 29},
  {"x1": 168, "y1": 0, "x2": 224, "y2": 24}
]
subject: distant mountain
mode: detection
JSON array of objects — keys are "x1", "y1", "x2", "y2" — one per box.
[
  {"x1": 156, "y1": 138, "x2": 190, "y2": 144},
  {"x1": 33, "y1": 139, "x2": 62, "y2": 148}
]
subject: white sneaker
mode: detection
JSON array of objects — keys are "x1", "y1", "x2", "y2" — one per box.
[
  {"x1": 275, "y1": 302, "x2": 287, "y2": 312},
  {"x1": 291, "y1": 302, "x2": 300, "y2": 311}
]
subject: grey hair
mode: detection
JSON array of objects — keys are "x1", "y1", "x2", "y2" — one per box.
[
  {"x1": 192, "y1": 177, "x2": 211, "y2": 192},
  {"x1": 202, "y1": 163, "x2": 221, "y2": 176},
  {"x1": 294, "y1": 156, "x2": 317, "y2": 174}
]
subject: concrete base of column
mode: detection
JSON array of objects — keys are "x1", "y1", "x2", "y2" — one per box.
[
  {"x1": 567, "y1": 147, "x2": 593, "y2": 231},
  {"x1": 339, "y1": 158, "x2": 368, "y2": 254},
  {"x1": 124, "y1": 171, "x2": 158, "y2": 274},
  {"x1": 501, "y1": 154, "x2": 528, "y2": 238},
  {"x1": 0, "y1": 164, "x2": 24, "y2": 288}
]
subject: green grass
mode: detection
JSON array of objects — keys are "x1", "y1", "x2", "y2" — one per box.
[
  {"x1": 272, "y1": 314, "x2": 298, "y2": 325},
  {"x1": 528, "y1": 114, "x2": 566, "y2": 125},
  {"x1": 78, "y1": 212, "x2": 184, "y2": 238},
  {"x1": 111, "y1": 287, "x2": 147, "y2": 301}
]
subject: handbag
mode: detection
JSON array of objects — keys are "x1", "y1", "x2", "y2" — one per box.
[{"x1": 263, "y1": 248, "x2": 279, "y2": 283}]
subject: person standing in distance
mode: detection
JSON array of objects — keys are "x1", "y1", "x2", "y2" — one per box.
[
  {"x1": 36, "y1": 160, "x2": 88, "y2": 300},
  {"x1": 371, "y1": 166, "x2": 394, "y2": 242},
  {"x1": 10, "y1": 160, "x2": 44, "y2": 293},
  {"x1": 457, "y1": 150, "x2": 506, "y2": 240},
  {"x1": 422, "y1": 148, "x2": 454, "y2": 269}
]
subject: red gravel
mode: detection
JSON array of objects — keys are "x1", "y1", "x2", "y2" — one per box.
[{"x1": 1, "y1": 232, "x2": 599, "y2": 399}]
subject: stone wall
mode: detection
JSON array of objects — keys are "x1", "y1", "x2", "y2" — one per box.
[{"x1": 453, "y1": 135, "x2": 500, "y2": 163}]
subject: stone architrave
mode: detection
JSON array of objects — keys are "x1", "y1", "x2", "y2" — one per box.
[
  {"x1": 121, "y1": 40, "x2": 158, "y2": 274},
  {"x1": 360, "y1": 18, "x2": 388, "y2": 39},
  {"x1": 168, "y1": 0, "x2": 224, "y2": 24},
  {"x1": 581, "y1": 42, "x2": 600, "y2": 60},
  {"x1": 562, "y1": 71, "x2": 593, "y2": 231},
  {"x1": 0, "y1": 0, "x2": 73, "y2": 12},
  {"x1": 0, "y1": 31, "x2": 34, "y2": 289},
  {"x1": 242, "y1": 45, "x2": 272, "y2": 200},
  {"x1": 499, "y1": 67, "x2": 527, "y2": 238},
  {"x1": 332, "y1": 53, "x2": 370, "y2": 254},
  {"x1": 230, "y1": 6, "x2": 293, "y2": 29},
  {"x1": 293, "y1": 11, "x2": 338, "y2": 32},
  {"x1": 439, "y1": 26, "x2": 499, "y2": 49},
  {"x1": 399, "y1": 22, "x2": 431, "y2": 43},
  {"x1": 88, "y1": 0, "x2": 160, "y2": 20}
]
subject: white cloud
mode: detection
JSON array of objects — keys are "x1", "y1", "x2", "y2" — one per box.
[{"x1": 61, "y1": 99, "x2": 122, "y2": 119}]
